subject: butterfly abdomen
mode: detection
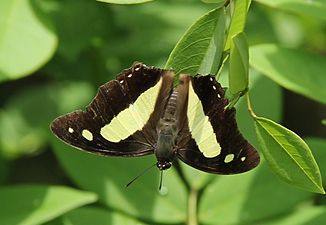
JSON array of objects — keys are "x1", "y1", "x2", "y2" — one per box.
[{"x1": 155, "y1": 90, "x2": 179, "y2": 170}]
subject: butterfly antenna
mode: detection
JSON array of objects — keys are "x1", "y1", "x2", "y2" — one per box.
[
  {"x1": 159, "y1": 170, "x2": 163, "y2": 191},
  {"x1": 126, "y1": 163, "x2": 156, "y2": 188}
]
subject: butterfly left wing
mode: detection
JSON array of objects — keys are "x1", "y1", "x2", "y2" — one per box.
[
  {"x1": 51, "y1": 63, "x2": 174, "y2": 157},
  {"x1": 175, "y1": 74, "x2": 260, "y2": 174}
]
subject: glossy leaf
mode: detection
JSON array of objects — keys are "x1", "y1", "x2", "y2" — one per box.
[
  {"x1": 224, "y1": 0, "x2": 251, "y2": 50},
  {"x1": 165, "y1": 7, "x2": 226, "y2": 75},
  {"x1": 0, "y1": 185, "x2": 97, "y2": 225},
  {"x1": 0, "y1": 0, "x2": 57, "y2": 81},
  {"x1": 199, "y1": 162, "x2": 312, "y2": 225},
  {"x1": 305, "y1": 138, "x2": 326, "y2": 184},
  {"x1": 97, "y1": 0, "x2": 152, "y2": 4},
  {"x1": 51, "y1": 139, "x2": 187, "y2": 223},
  {"x1": 255, "y1": 0, "x2": 326, "y2": 21},
  {"x1": 250, "y1": 44, "x2": 326, "y2": 104},
  {"x1": 46, "y1": 207, "x2": 149, "y2": 225},
  {"x1": 229, "y1": 32, "x2": 249, "y2": 94},
  {"x1": 254, "y1": 116, "x2": 325, "y2": 194}
]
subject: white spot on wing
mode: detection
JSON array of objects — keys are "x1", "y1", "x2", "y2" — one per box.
[
  {"x1": 224, "y1": 154, "x2": 234, "y2": 163},
  {"x1": 241, "y1": 156, "x2": 246, "y2": 161},
  {"x1": 213, "y1": 85, "x2": 216, "y2": 90},
  {"x1": 82, "y1": 129, "x2": 93, "y2": 141},
  {"x1": 135, "y1": 67, "x2": 140, "y2": 71},
  {"x1": 127, "y1": 74, "x2": 132, "y2": 78},
  {"x1": 210, "y1": 77, "x2": 213, "y2": 82},
  {"x1": 120, "y1": 80, "x2": 124, "y2": 84},
  {"x1": 217, "y1": 93, "x2": 221, "y2": 98},
  {"x1": 68, "y1": 127, "x2": 74, "y2": 133}
]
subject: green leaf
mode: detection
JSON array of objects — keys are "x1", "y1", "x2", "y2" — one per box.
[
  {"x1": 322, "y1": 120, "x2": 326, "y2": 126},
  {"x1": 51, "y1": 139, "x2": 187, "y2": 223},
  {"x1": 254, "y1": 116, "x2": 325, "y2": 194},
  {"x1": 165, "y1": 7, "x2": 226, "y2": 75},
  {"x1": 224, "y1": 0, "x2": 251, "y2": 50},
  {"x1": 46, "y1": 207, "x2": 150, "y2": 225},
  {"x1": 250, "y1": 44, "x2": 326, "y2": 104},
  {"x1": 229, "y1": 32, "x2": 249, "y2": 95},
  {"x1": 259, "y1": 205, "x2": 326, "y2": 225},
  {"x1": 0, "y1": 185, "x2": 97, "y2": 225},
  {"x1": 0, "y1": 0, "x2": 57, "y2": 81},
  {"x1": 199, "y1": 162, "x2": 312, "y2": 225},
  {"x1": 255, "y1": 0, "x2": 326, "y2": 21},
  {"x1": 97, "y1": 0, "x2": 152, "y2": 4}
]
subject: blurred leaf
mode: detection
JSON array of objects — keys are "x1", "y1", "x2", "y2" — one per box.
[
  {"x1": 254, "y1": 116, "x2": 325, "y2": 194},
  {"x1": 229, "y1": 32, "x2": 249, "y2": 95},
  {"x1": 224, "y1": 0, "x2": 251, "y2": 50},
  {"x1": 0, "y1": 185, "x2": 97, "y2": 225},
  {"x1": 259, "y1": 205, "x2": 326, "y2": 225},
  {"x1": 201, "y1": 0, "x2": 225, "y2": 6},
  {"x1": 97, "y1": 0, "x2": 152, "y2": 4},
  {"x1": 322, "y1": 120, "x2": 326, "y2": 126},
  {"x1": 46, "y1": 207, "x2": 149, "y2": 225},
  {"x1": 0, "y1": 156, "x2": 8, "y2": 184},
  {"x1": 0, "y1": 0, "x2": 57, "y2": 81},
  {"x1": 0, "y1": 82, "x2": 93, "y2": 159},
  {"x1": 250, "y1": 44, "x2": 326, "y2": 104},
  {"x1": 51, "y1": 139, "x2": 187, "y2": 223},
  {"x1": 255, "y1": 0, "x2": 326, "y2": 21},
  {"x1": 165, "y1": 7, "x2": 226, "y2": 75},
  {"x1": 199, "y1": 162, "x2": 312, "y2": 225},
  {"x1": 51, "y1": 0, "x2": 114, "y2": 61}
]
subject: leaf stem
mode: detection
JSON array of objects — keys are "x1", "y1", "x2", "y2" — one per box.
[
  {"x1": 246, "y1": 93, "x2": 257, "y2": 118},
  {"x1": 188, "y1": 188, "x2": 198, "y2": 225}
]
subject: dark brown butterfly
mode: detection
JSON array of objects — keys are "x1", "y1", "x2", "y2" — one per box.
[{"x1": 51, "y1": 63, "x2": 259, "y2": 175}]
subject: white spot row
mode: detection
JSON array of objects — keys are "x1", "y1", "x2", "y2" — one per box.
[
  {"x1": 223, "y1": 154, "x2": 246, "y2": 163},
  {"x1": 68, "y1": 127, "x2": 93, "y2": 141}
]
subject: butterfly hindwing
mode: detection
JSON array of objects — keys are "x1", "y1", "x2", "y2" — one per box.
[
  {"x1": 176, "y1": 75, "x2": 260, "y2": 174},
  {"x1": 51, "y1": 63, "x2": 174, "y2": 156}
]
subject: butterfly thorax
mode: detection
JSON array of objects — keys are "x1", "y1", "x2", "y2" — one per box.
[{"x1": 155, "y1": 90, "x2": 178, "y2": 170}]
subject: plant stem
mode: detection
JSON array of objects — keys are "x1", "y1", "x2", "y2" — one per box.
[
  {"x1": 246, "y1": 93, "x2": 257, "y2": 118},
  {"x1": 188, "y1": 188, "x2": 198, "y2": 225}
]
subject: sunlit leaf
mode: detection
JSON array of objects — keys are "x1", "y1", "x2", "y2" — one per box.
[
  {"x1": 165, "y1": 7, "x2": 226, "y2": 75},
  {"x1": 199, "y1": 162, "x2": 312, "y2": 225},
  {"x1": 322, "y1": 120, "x2": 326, "y2": 126},
  {"x1": 224, "y1": 0, "x2": 251, "y2": 50},
  {"x1": 229, "y1": 32, "x2": 249, "y2": 95},
  {"x1": 254, "y1": 116, "x2": 325, "y2": 194},
  {"x1": 0, "y1": 185, "x2": 97, "y2": 225},
  {"x1": 255, "y1": 0, "x2": 326, "y2": 21},
  {"x1": 51, "y1": 139, "x2": 187, "y2": 223},
  {"x1": 0, "y1": 0, "x2": 57, "y2": 81},
  {"x1": 97, "y1": 0, "x2": 152, "y2": 4},
  {"x1": 201, "y1": 0, "x2": 225, "y2": 6},
  {"x1": 250, "y1": 44, "x2": 326, "y2": 104}
]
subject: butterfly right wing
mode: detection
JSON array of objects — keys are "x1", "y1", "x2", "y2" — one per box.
[{"x1": 51, "y1": 63, "x2": 174, "y2": 157}]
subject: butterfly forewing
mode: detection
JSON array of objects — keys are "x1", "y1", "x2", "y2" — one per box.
[
  {"x1": 51, "y1": 63, "x2": 174, "y2": 156},
  {"x1": 176, "y1": 75, "x2": 259, "y2": 174}
]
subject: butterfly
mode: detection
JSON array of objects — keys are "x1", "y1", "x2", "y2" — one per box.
[{"x1": 51, "y1": 63, "x2": 259, "y2": 175}]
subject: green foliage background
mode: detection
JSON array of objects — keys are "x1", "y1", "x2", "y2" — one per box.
[{"x1": 1, "y1": 0, "x2": 326, "y2": 224}]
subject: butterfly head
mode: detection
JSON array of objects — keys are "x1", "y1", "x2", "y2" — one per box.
[{"x1": 156, "y1": 159, "x2": 172, "y2": 170}]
